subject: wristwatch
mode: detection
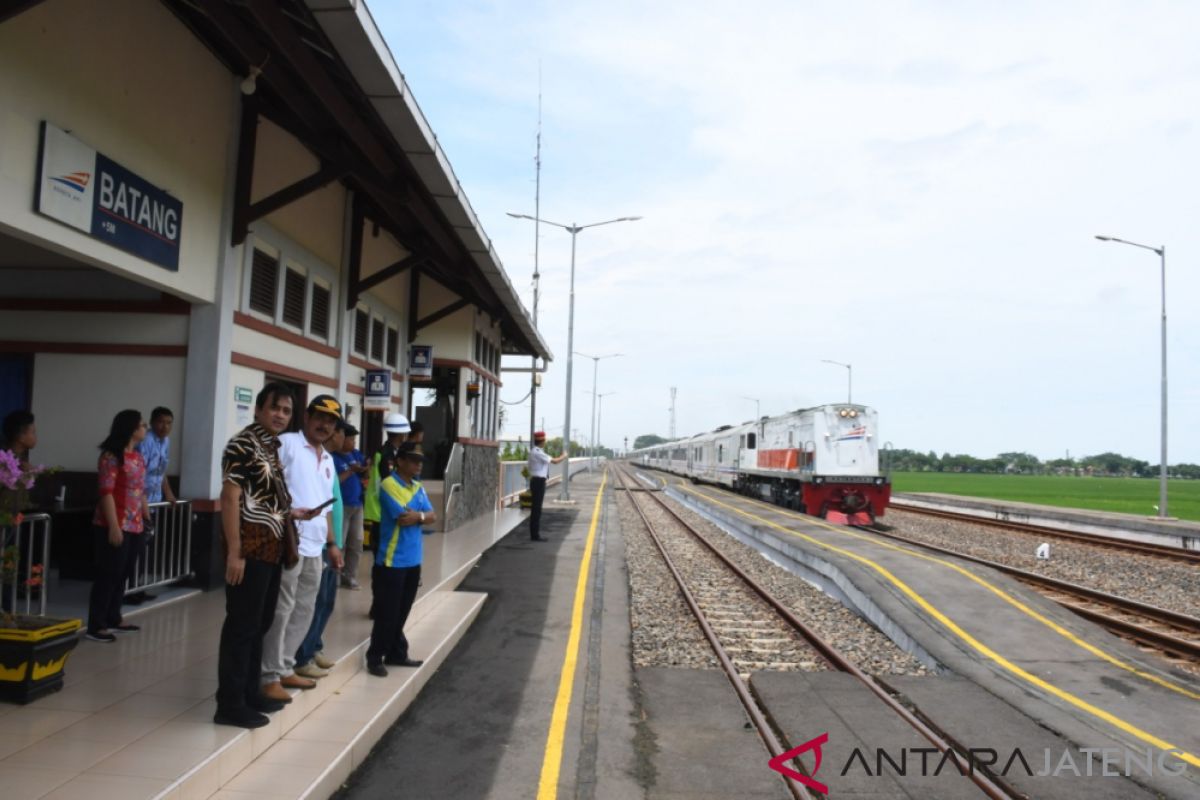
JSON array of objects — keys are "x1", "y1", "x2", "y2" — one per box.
[{"x1": 419, "y1": 512, "x2": 426, "y2": 523}]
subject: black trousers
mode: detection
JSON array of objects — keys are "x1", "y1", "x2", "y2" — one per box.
[
  {"x1": 529, "y1": 476, "x2": 547, "y2": 538},
  {"x1": 121, "y1": 530, "x2": 148, "y2": 594},
  {"x1": 87, "y1": 527, "x2": 139, "y2": 633},
  {"x1": 216, "y1": 558, "x2": 282, "y2": 713},
  {"x1": 366, "y1": 564, "x2": 421, "y2": 664}
]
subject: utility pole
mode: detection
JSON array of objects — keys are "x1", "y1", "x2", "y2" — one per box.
[
  {"x1": 669, "y1": 387, "x2": 677, "y2": 439},
  {"x1": 528, "y1": 71, "x2": 542, "y2": 445}
]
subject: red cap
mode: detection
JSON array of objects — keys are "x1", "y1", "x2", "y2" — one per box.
[{"x1": 534, "y1": 431, "x2": 547, "y2": 440}]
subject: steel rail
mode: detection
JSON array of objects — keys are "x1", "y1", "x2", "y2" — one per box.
[
  {"x1": 614, "y1": 467, "x2": 819, "y2": 800},
  {"x1": 617, "y1": 466, "x2": 1022, "y2": 800},
  {"x1": 862, "y1": 526, "x2": 1200, "y2": 662},
  {"x1": 889, "y1": 501, "x2": 1200, "y2": 564}
]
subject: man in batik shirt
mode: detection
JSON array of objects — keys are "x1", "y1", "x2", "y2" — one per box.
[{"x1": 215, "y1": 383, "x2": 314, "y2": 729}]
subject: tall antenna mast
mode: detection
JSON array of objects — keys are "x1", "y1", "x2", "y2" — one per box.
[
  {"x1": 669, "y1": 387, "x2": 677, "y2": 439},
  {"x1": 529, "y1": 64, "x2": 542, "y2": 444}
]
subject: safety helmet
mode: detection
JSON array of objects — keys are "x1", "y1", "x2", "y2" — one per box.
[{"x1": 384, "y1": 412, "x2": 411, "y2": 433}]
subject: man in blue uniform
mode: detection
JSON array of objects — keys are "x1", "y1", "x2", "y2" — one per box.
[{"x1": 366, "y1": 442, "x2": 436, "y2": 677}]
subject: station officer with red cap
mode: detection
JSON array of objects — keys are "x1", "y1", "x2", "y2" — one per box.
[{"x1": 527, "y1": 431, "x2": 567, "y2": 542}]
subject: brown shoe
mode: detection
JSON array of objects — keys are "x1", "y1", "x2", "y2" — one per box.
[
  {"x1": 280, "y1": 674, "x2": 317, "y2": 690},
  {"x1": 261, "y1": 681, "x2": 292, "y2": 703}
]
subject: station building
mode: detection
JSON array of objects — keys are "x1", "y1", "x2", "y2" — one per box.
[{"x1": 0, "y1": 0, "x2": 549, "y2": 590}]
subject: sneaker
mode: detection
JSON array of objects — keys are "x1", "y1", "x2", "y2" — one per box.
[
  {"x1": 85, "y1": 630, "x2": 116, "y2": 642},
  {"x1": 313, "y1": 652, "x2": 336, "y2": 670},
  {"x1": 295, "y1": 663, "x2": 329, "y2": 679},
  {"x1": 113, "y1": 623, "x2": 141, "y2": 632},
  {"x1": 214, "y1": 708, "x2": 270, "y2": 729}
]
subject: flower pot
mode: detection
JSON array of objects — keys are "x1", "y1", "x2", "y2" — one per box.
[
  {"x1": 519, "y1": 490, "x2": 533, "y2": 509},
  {"x1": 0, "y1": 616, "x2": 82, "y2": 704}
]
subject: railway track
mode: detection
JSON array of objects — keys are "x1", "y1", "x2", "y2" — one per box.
[
  {"x1": 613, "y1": 465, "x2": 1021, "y2": 800},
  {"x1": 666, "y1": 478, "x2": 1200, "y2": 668},
  {"x1": 861, "y1": 525, "x2": 1200, "y2": 665},
  {"x1": 889, "y1": 501, "x2": 1200, "y2": 564}
]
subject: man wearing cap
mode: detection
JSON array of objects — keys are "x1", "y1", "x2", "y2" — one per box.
[
  {"x1": 260, "y1": 395, "x2": 343, "y2": 702},
  {"x1": 527, "y1": 431, "x2": 567, "y2": 541},
  {"x1": 366, "y1": 441, "x2": 435, "y2": 677}
]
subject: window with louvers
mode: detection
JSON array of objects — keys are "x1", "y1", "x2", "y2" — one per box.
[
  {"x1": 281, "y1": 268, "x2": 306, "y2": 329},
  {"x1": 310, "y1": 284, "x2": 330, "y2": 340},
  {"x1": 353, "y1": 309, "x2": 369, "y2": 355},
  {"x1": 385, "y1": 326, "x2": 399, "y2": 368},
  {"x1": 248, "y1": 249, "x2": 278, "y2": 316},
  {"x1": 371, "y1": 318, "x2": 385, "y2": 361}
]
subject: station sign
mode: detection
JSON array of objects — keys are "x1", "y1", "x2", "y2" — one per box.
[
  {"x1": 409, "y1": 345, "x2": 433, "y2": 379},
  {"x1": 36, "y1": 122, "x2": 183, "y2": 272},
  {"x1": 365, "y1": 369, "x2": 391, "y2": 409}
]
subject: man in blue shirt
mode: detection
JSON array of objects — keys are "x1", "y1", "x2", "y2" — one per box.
[
  {"x1": 139, "y1": 406, "x2": 177, "y2": 505},
  {"x1": 332, "y1": 424, "x2": 367, "y2": 589},
  {"x1": 129, "y1": 406, "x2": 177, "y2": 603},
  {"x1": 366, "y1": 442, "x2": 436, "y2": 677}
]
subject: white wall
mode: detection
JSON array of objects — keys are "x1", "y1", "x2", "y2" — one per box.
[
  {"x1": 0, "y1": 0, "x2": 233, "y2": 303},
  {"x1": 31, "y1": 354, "x2": 186, "y2": 473}
]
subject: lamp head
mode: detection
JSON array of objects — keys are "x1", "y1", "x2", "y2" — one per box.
[
  {"x1": 240, "y1": 66, "x2": 262, "y2": 96},
  {"x1": 1095, "y1": 235, "x2": 1113, "y2": 241}
]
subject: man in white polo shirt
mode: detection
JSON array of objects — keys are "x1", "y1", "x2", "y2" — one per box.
[
  {"x1": 526, "y1": 431, "x2": 567, "y2": 542},
  {"x1": 261, "y1": 395, "x2": 343, "y2": 702}
]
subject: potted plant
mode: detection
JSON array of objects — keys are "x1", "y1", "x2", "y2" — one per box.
[{"x1": 0, "y1": 450, "x2": 79, "y2": 704}]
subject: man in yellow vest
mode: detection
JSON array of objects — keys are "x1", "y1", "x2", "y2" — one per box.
[{"x1": 366, "y1": 442, "x2": 435, "y2": 677}]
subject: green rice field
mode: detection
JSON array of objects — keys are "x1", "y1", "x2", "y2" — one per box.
[{"x1": 889, "y1": 472, "x2": 1200, "y2": 522}]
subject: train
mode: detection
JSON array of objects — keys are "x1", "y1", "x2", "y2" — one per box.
[{"x1": 632, "y1": 403, "x2": 891, "y2": 524}]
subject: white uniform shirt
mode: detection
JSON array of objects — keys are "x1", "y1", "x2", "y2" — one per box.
[
  {"x1": 528, "y1": 446, "x2": 552, "y2": 479},
  {"x1": 278, "y1": 432, "x2": 335, "y2": 557}
]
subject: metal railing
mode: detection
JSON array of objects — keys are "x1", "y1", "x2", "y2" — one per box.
[
  {"x1": 2, "y1": 513, "x2": 51, "y2": 616},
  {"x1": 498, "y1": 458, "x2": 592, "y2": 508},
  {"x1": 124, "y1": 500, "x2": 193, "y2": 594}
]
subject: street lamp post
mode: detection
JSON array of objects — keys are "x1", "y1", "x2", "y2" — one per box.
[
  {"x1": 577, "y1": 352, "x2": 622, "y2": 471},
  {"x1": 821, "y1": 359, "x2": 852, "y2": 404},
  {"x1": 1095, "y1": 235, "x2": 1169, "y2": 518},
  {"x1": 597, "y1": 391, "x2": 616, "y2": 466},
  {"x1": 508, "y1": 213, "x2": 641, "y2": 500}
]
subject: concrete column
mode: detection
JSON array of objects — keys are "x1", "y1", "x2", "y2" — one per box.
[
  {"x1": 178, "y1": 81, "x2": 244, "y2": 587},
  {"x1": 181, "y1": 80, "x2": 242, "y2": 501}
]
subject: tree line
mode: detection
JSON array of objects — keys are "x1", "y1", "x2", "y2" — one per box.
[
  {"x1": 500, "y1": 438, "x2": 615, "y2": 462},
  {"x1": 879, "y1": 449, "x2": 1200, "y2": 478}
]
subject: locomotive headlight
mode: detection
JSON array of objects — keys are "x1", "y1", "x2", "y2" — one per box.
[
  {"x1": 838, "y1": 409, "x2": 848, "y2": 417},
  {"x1": 850, "y1": 410, "x2": 858, "y2": 418}
]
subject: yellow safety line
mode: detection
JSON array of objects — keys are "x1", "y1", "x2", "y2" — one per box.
[
  {"x1": 678, "y1": 483, "x2": 1200, "y2": 768},
  {"x1": 537, "y1": 472, "x2": 608, "y2": 800}
]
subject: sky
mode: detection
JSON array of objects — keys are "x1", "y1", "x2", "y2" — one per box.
[{"x1": 369, "y1": 1, "x2": 1200, "y2": 464}]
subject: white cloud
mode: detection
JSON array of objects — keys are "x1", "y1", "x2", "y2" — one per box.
[{"x1": 374, "y1": 0, "x2": 1200, "y2": 462}]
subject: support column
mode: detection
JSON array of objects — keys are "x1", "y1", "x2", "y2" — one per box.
[{"x1": 179, "y1": 85, "x2": 250, "y2": 587}]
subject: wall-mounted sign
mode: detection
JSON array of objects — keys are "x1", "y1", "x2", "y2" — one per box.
[
  {"x1": 365, "y1": 370, "x2": 391, "y2": 409},
  {"x1": 36, "y1": 122, "x2": 183, "y2": 271},
  {"x1": 409, "y1": 345, "x2": 433, "y2": 379},
  {"x1": 234, "y1": 386, "x2": 254, "y2": 404}
]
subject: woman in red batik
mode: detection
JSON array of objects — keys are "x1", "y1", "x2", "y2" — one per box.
[{"x1": 86, "y1": 410, "x2": 150, "y2": 642}]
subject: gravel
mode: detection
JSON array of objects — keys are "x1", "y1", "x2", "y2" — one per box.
[
  {"x1": 620, "y1": 487, "x2": 928, "y2": 676},
  {"x1": 884, "y1": 508, "x2": 1200, "y2": 620}
]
